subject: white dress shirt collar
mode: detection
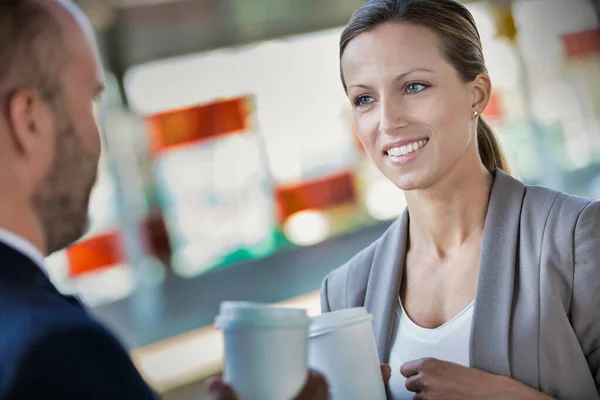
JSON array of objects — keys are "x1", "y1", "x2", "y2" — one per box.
[{"x1": 0, "y1": 227, "x2": 47, "y2": 275}]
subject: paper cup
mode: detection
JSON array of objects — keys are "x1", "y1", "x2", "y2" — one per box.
[
  {"x1": 309, "y1": 307, "x2": 386, "y2": 400},
  {"x1": 215, "y1": 302, "x2": 311, "y2": 400}
]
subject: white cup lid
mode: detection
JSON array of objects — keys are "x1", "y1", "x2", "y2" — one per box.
[
  {"x1": 309, "y1": 307, "x2": 373, "y2": 338},
  {"x1": 215, "y1": 301, "x2": 311, "y2": 330}
]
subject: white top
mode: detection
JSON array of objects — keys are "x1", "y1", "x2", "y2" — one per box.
[
  {"x1": 388, "y1": 297, "x2": 474, "y2": 400},
  {"x1": 0, "y1": 227, "x2": 47, "y2": 275}
]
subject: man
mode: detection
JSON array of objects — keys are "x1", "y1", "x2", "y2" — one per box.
[{"x1": 0, "y1": 0, "x2": 328, "y2": 398}]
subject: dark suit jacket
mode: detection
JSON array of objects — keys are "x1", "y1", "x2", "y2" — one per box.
[
  {"x1": 0, "y1": 241, "x2": 157, "y2": 399},
  {"x1": 321, "y1": 169, "x2": 600, "y2": 399}
]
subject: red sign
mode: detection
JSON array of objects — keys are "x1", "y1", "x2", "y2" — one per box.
[
  {"x1": 483, "y1": 93, "x2": 502, "y2": 119},
  {"x1": 141, "y1": 211, "x2": 172, "y2": 265},
  {"x1": 147, "y1": 97, "x2": 251, "y2": 154},
  {"x1": 275, "y1": 172, "x2": 358, "y2": 221},
  {"x1": 66, "y1": 231, "x2": 124, "y2": 277},
  {"x1": 562, "y1": 29, "x2": 600, "y2": 59}
]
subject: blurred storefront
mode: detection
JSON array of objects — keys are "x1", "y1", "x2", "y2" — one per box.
[{"x1": 63, "y1": 0, "x2": 600, "y2": 397}]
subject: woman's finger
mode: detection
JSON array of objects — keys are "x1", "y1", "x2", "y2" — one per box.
[{"x1": 381, "y1": 364, "x2": 392, "y2": 384}]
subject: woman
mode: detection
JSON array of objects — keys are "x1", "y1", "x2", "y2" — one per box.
[{"x1": 320, "y1": 0, "x2": 600, "y2": 399}]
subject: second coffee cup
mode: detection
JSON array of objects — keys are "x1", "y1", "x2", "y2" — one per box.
[{"x1": 308, "y1": 307, "x2": 387, "y2": 400}]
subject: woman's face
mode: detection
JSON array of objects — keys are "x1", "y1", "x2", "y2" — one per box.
[{"x1": 341, "y1": 22, "x2": 489, "y2": 191}]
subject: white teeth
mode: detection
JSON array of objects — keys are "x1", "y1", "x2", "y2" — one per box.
[{"x1": 387, "y1": 139, "x2": 428, "y2": 157}]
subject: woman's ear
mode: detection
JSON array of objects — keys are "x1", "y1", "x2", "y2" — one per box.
[{"x1": 471, "y1": 73, "x2": 492, "y2": 115}]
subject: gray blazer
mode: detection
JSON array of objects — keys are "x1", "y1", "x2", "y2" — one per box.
[{"x1": 321, "y1": 169, "x2": 600, "y2": 399}]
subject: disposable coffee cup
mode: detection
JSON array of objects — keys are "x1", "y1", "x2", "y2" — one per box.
[
  {"x1": 309, "y1": 307, "x2": 386, "y2": 400},
  {"x1": 215, "y1": 302, "x2": 311, "y2": 400}
]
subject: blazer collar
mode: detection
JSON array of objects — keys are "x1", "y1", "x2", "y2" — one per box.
[
  {"x1": 470, "y1": 168, "x2": 525, "y2": 376},
  {"x1": 0, "y1": 241, "x2": 83, "y2": 308},
  {"x1": 0, "y1": 227, "x2": 47, "y2": 275},
  {"x1": 363, "y1": 169, "x2": 525, "y2": 370},
  {"x1": 0, "y1": 241, "x2": 56, "y2": 291},
  {"x1": 364, "y1": 210, "x2": 409, "y2": 363}
]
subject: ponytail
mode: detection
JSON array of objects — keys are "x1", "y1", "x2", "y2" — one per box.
[{"x1": 477, "y1": 118, "x2": 512, "y2": 174}]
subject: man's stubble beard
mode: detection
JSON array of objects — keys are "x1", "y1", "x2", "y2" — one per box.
[{"x1": 32, "y1": 102, "x2": 98, "y2": 256}]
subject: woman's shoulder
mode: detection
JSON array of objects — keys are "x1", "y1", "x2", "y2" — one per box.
[
  {"x1": 518, "y1": 180, "x2": 600, "y2": 262},
  {"x1": 494, "y1": 169, "x2": 596, "y2": 219},
  {"x1": 321, "y1": 231, "x2": 380, "y2": 310},
  {"x1": 521, "y1": 180, "x2": 598, "y2": 223},
  {"x1": 321, "y1": 216, "x2": 404, "y2": 310}
]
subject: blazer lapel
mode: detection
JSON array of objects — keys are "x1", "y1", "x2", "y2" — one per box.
[
  {"x1": 470, "y1": 169, "x2": 525, "y2": 377},
  {"x1": 364, "y1": 210, "x2": 409, "y2": 363}
]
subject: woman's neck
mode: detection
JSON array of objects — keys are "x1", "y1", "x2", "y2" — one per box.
[{"x1": 404, "y1": 159, "x2": 493, "y2": 259}]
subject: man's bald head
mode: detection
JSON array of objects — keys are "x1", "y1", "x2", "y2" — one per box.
[
  {"x1": 0, "y1": 0, "x2": 70, "y2": 106},
  {"x1": 0, "y1": 0, "x2": 104, "y2": 255}
]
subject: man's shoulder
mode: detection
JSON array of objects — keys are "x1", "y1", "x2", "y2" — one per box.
[
  {"x1": 0, "y1": 286, "x2": 154, "y2": 399},
  {"x1": 0, "y1": 285, "x2": 112, "y2": 367}
]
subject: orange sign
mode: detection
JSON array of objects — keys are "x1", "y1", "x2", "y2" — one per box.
[
  {"x1": 66, "y1": 231, "x2": 124, "y2": 277},
  {"x1": 483, "y1": 93, "x2": 502, "y2": 119},
  {"x1": 147, "y1": 96, "x2": 251, "y2": 154},
  {"x1": 275, "y1": 172, "x2": 358, "y2": 221}
]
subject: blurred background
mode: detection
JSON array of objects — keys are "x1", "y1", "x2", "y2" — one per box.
[{"x1": 44, "y1": 0, "x2": 600, "y2": 398}]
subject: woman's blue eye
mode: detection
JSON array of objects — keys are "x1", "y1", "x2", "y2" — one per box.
[
  {"x1": 406, "y1": 83, "x2": 426, "y2": 94},
  {"x1": 355, "y1": 96, "x2": 373, "y2": 107}
]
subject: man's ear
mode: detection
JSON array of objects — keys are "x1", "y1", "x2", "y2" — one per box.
[{"x1": 7, "y1": 88, "x2": 55, "y2": 157}]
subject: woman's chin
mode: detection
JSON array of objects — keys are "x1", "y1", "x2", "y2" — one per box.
[{"x1": 387, "y1": 171, "x2": 434, "y2": 192}]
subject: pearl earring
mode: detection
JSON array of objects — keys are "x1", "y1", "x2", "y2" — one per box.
[{"x1": 473, "y1": 110, "x2": 479, "y2": 118}]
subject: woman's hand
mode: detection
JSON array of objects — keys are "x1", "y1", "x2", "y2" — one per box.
[
  {"x1": 381, "y1": 364, "x2": 392, "y2": 384},
  {"x1": 400, "y1": 358, "x2": 554, "y2": 400}
]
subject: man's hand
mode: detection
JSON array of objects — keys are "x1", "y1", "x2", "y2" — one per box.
[
  {"x1": 292, "y1": 370, "x2": 329, "y2": 399},
  {"x1": 205, "y1": 369, "x2": 329, "y2": 400},
  {"x1": 205, "y1": 378, "x2": 238, "y2": 400}
]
